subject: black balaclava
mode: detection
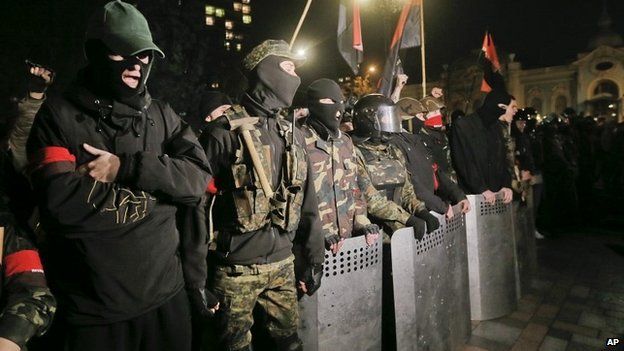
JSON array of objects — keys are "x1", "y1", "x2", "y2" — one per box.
[
  {"x1": 186, "y1": 91, "x2": 232, "y2": 132},
  {"x1": 306, "y1": 79, "x2": 345, "y2": 140},
  {"x1": 247, "y1": 55, "x2": 301, "y2": 114},
  {"x1": 84, "y1": 40, "x2": 152, "y2": 109},
  {"x1": 477, "y1": 89, "x2": 513, "y2": 126},
  {"x1": 411, "y1": 116, "x2": 425, "y2": 132}
]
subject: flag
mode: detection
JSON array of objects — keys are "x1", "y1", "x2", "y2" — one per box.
[
  {"x1": 480, "y1": 31, "x2": 501, "y2": 93},
  {"x1": 378, "y1": 0, "x2": 421, "y2": 97},
  {"x1": 338, "y1": 0, "x2": 364, "y2": 75}
]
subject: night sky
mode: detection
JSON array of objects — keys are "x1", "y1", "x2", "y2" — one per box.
[
  {"x1": 253, "y1": 0, "x2": 624, "y2": 85},
  {"x1": 1, "y1": 0, "x2": 623, "y2": 96}
]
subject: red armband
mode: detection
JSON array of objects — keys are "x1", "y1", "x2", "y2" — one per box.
[{"x1": 4, "y1": 250, "x2": 44, "y2": 277}]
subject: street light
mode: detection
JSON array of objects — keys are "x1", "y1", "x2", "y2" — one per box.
[
  {"x1": 297, "y1": 48, "x2": 306, "y2": 58},
  {"x1": 368, "y1": 65, "x2": 377, "y2": 74}
]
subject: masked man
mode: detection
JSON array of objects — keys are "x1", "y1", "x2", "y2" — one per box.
[
  {"x1": 351, "y1": 94, "x2": 439, "y2": 239},
  {"x1": 393, "y1": 98, "x2": 470, "y2": 218},
  {"x1": 450, "y1": 89, "x2": 516, "y2": 204},
  {"x1": 301, "y1": 79, "x2": 380, "y2": 254},
  {"x1": 26, "y1": 2, "x2": 210, "y2": 350},
  {"x1": 199, "y1": 40, "x2": 323, "y2": 351}
]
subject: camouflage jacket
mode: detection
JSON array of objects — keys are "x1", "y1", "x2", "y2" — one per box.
[
  {"x1": 500, "y1": 121, "x2": 518, "y2": 186},
  {"x1": 9, "y1": 97, "x2": 45, "y2": 173},
  {"x1": 302, "y1": 126, "x2": 370, "y2": 239},
  {"x1": 354, "y1": 140, "x2": 426, "y2": 232},
  {"x1": 0, "y1": 223, "x2": 56, "y2": 348}
]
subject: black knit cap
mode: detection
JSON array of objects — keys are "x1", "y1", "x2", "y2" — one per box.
[{"x1": 186, "y1": 91, "x2": 232, "y2": 132}]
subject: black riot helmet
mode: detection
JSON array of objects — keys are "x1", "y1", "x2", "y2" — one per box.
[{"x1": 352, "y1": 94, "x2": 402, "y2": 140}]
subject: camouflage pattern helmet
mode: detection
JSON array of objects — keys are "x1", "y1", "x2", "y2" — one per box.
[
  {"x1": 243, "y1": 39, "x2": 305, "y2": 71},
  {"x1": 86, "y1": 0, "x2": 164, "y2": 58},
  {"x1": 420, "y1": 95, "x2": 445, "y2": 112},
  {"x1": 352, "y1": 94, "x2": 402, "y2": 138},
  {"x1": 397, "y1": 97, "x2": 427, "y2": 120}
]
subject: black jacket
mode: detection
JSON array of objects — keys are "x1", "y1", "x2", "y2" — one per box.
[
  {"x1": 26, "y1": 84, "x2": 210, "y2": 325},
  {"x1": 511, "y1": 126, "x2": 536, "y2": 173},
  {"x1": 393, "y1": 131, "x2": 466, "y2": 214},
  {"x1": 451, "y1": 113, "x2": 512, "y2": 194},
  {"x1": 198, "y1": 94, "x2": 323, "y2": 267}
]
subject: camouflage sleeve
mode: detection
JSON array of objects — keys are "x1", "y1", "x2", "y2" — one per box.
[
  {"x1": 351, "y1": 148, "x2": 371, "y2": 231},
  {"x1": 355, "y1": 148, "x2": 410, "y2": 232},
  {"x1": 393, "y1": 148, "x2": 427, "y2": 214},
  {"x1": 9, "y1": 97, "x2": 45, "y2": 172},
  {"x1": 0, "y1": 224, "x2": 56, "y2": 348}
]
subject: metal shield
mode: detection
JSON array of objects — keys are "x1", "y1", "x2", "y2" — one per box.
[
  {"x1": 465, "y1": 194, "x2": 517, "y2": 320},
  {"x1": 511, "y1": 200, "x2": 537, "y2": 299},
  {"x1": 298, "y1": 236, "x2": 383, "y2": 351},
  {"x1": 389, "y1": 206, "x2": 471, "y2": 351}
]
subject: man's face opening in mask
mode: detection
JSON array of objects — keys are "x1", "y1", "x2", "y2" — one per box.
[
  {"x1": 279, "y1": 60, "x2": 297, "y2": 77},
  {"x1": 319, "y1": 98, "x2": 344, "y2": 121},
  {"x1": 107, "y1": 52, "x2": 151, "y2": 89}
]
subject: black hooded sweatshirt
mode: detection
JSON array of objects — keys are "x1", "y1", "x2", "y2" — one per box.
[
  {"x1": 26, "y1": 73, "x2": 210, "y2": 325},
  {"x1": 450, "y1": 90, "x2": 513, "y2": 194},
  {"x1": 393, "y1": 119, "x2": 466, "y2": 214}
]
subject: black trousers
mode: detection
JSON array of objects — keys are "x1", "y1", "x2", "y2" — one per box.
[{"x1": 64, "y1": 290, "x2": 191, "y2": 351}]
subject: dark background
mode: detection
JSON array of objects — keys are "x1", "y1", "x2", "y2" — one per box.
[{"x1": 1, "y1": 0, "x2": 623, "y2": 113}]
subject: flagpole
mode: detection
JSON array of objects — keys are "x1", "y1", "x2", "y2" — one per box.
[
  {"x1": 289, "y1": 0, "x2": 313, "y2": 50},
  {"x1": 420, "y1": 0, "x2": 426, "y2": 98}
]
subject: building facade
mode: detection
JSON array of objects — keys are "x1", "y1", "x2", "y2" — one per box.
[{"x1": 404, "y1": 7, "x2": 624, "y2": 122}]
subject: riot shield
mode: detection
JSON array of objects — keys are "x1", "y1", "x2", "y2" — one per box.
[
  {"x1": 298, "y1": 236, "x2": 383, "y2": 351},
  {"x1": 390, "y1": 205, "x2": 471, "y2": 351},
  {"x1": 511, "y1": 199, "x2": 537, "y2": 299},
  {"x1": 465, "y1": 194, "x2": 517, "y2": 320}
]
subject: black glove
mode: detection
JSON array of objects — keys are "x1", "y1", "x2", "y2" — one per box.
[
  {"x1": 299, "y1": 264, "x2": 323, "y2": 296},
  {"x1": 25, "y1": 61, "x2": 55, "y2": 94},
  {"x1": 187, "y1": 287, "x2": 219, "y2": 318},
  {"x1": 354, "y1": 224, "x2": 381, "y2": 237},
  {"x1": 406, "y1": 215, "x2": 426, "y2": 240},
  {"x1": 324, "y1": 234, "x2": 342, "y2": 250},
  {"x1": 415, "y1": 210, "x2": 440, "y2": 234}
]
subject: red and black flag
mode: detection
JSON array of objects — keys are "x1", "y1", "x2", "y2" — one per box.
[
  {"x1": 378, "y1": 0, "x2": 421, "y2": 97},
  {"x1": 480, "y1": 31, "x2": 501, "y2": 92},
  {"x1": 338, "y1": 0, "x2": 364, "y2": 75}
]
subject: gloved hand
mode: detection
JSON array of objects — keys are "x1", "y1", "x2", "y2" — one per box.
[
  {"x1": 415, "y1": 210, "x2": 440, "y2": 233},
  {"x1": 324, "y1": 234, "x2": 341, "y2": 249},
  {"x1": 355, "y1": 224, "x2": 381, "y2": 246},
  {"x1": 406, "y1": 215, "x2": 426, "y2": 240},
  {"x1": 325, "y1": 234, "x2": 344, "y2": 254},
  {"x1": 187, "y1": 288, "x2": 219, "y2": 318},
  {"x1": 297, "y1": 264, "x2": 323, "y2": 296},
  {"x1": 354, "y1": 224, "x2": 380, "y2": 236},
  {"x1": 26, "y1": 63, "x2": 55, "y2": 94}
]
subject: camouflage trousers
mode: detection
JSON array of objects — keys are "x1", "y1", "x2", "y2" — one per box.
[{"x1": 212, "y1": 255, "x2": 299, "y2": 350}]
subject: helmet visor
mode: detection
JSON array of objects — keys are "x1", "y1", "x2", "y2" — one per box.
[{"x1": 375, "y1": 105, "x2": 402, "y2": 133}]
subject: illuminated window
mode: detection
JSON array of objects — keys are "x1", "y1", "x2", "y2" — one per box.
[
  {"x1": 215, "y1": 8, "x2": 225, "y2": 17},
  {"x1": 225, "y1": 31, "x2": 234, "y2": 40},
  {"x1": 242, "y1": 0, "x2": 250, "y2": 3},
  {"x1": 233, "y1": 2, "x2": 242, "y2": 11},
  {"x1": 225, "y1": 20, "x2": 234, "y2": 30},
  {"x1": 205, "y1": 5, "x2": 215, "y2": 15},
  {"x1": 225, "y1": 41, "x2": 231, "y2": 51},
  {"x1": 242, "y1": 15, "x2": 252, "y2": 24},
  {"x1": 205, "y1": 16, "x2": 215, "y2": 26},
  {"x1": 236, "y1": 43, "x2": 242, "y2": 51},
  {"x1": 242, "y1": 5, "x2": 251, "y2": 14}
]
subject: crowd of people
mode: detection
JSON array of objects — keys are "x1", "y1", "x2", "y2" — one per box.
[{"x1": 1, "y1": 1, "x2": 621, "y2": 351}]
